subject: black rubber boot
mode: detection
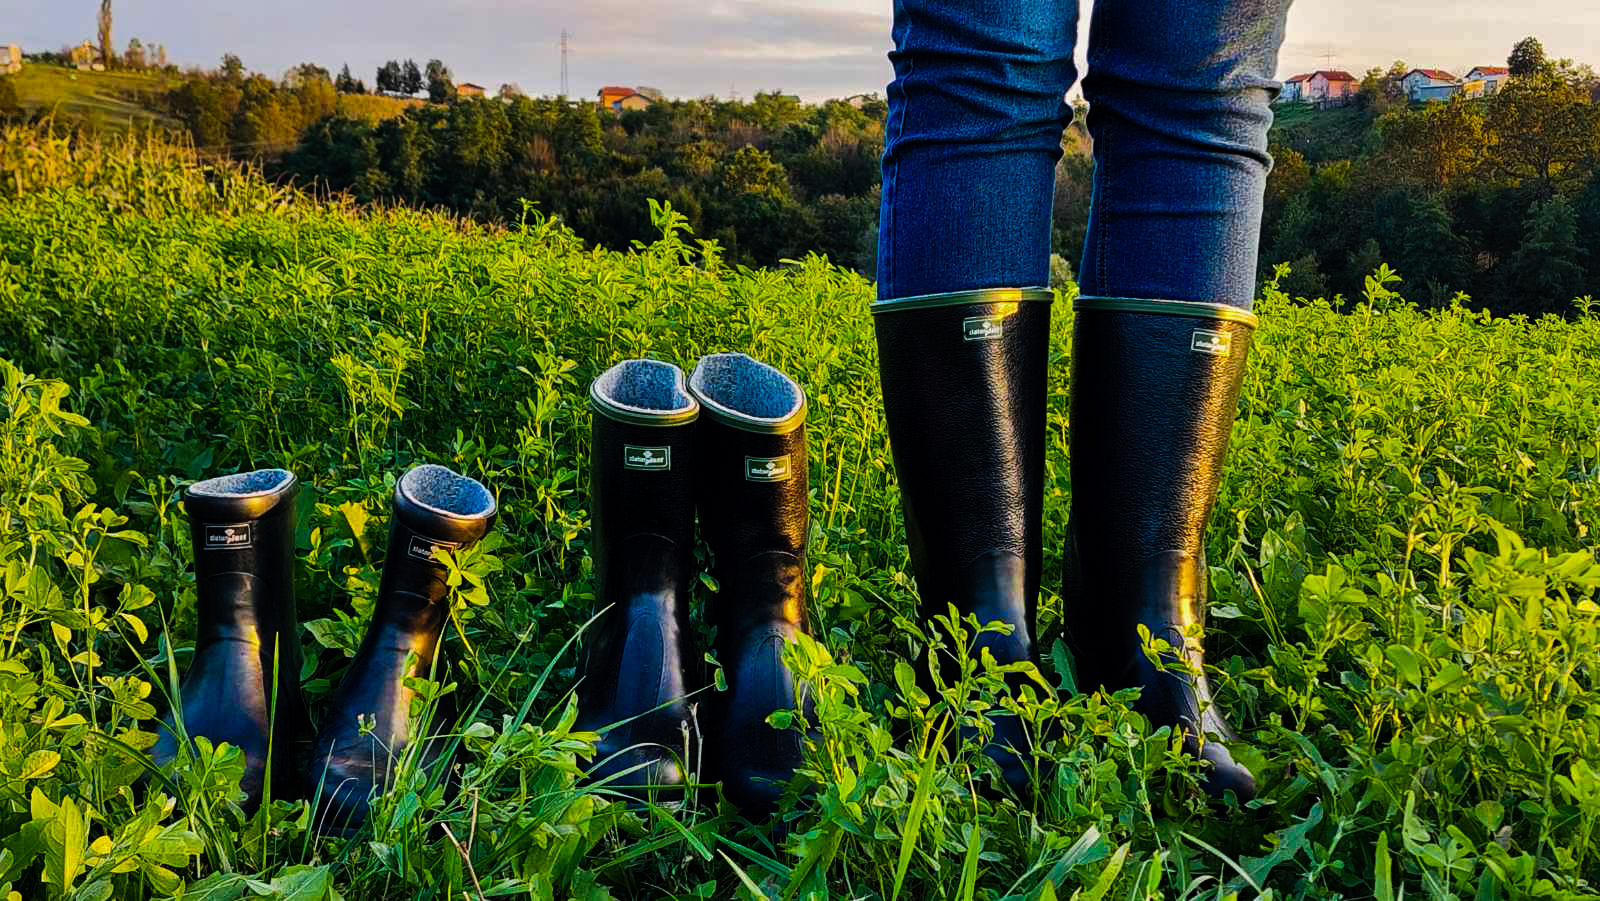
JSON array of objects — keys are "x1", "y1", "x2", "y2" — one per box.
[
  {"x1": 153, "y1": 468, "x2": 309, "y2": 811},
  {"x1": 1063, "y1": 297, "x2": 1259, "y2": 803},
  {"x1": 873, "y1": 287, "x2": 1054, "y2": 797},
  {"x1": 576, "y1": 359, "x2": 700, "y2": 799},
  {"x1": 311, "y1": 464, "x2": 497, "y2": 834},
  {"x1": 688, "y1": 353, "x2": 813, "y2": 818}
]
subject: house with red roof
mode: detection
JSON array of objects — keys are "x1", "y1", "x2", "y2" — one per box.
[
  {"x1": 597, "y1": 85, "x2": 653, "y2": 112},
  {"x1": 1465, "y1": 66, "x2": 1510, "y2": 95},
  {"x1": 1306, "y1": 70, "x2": 1357, "y2": 104},
  {"x1": 1402, "y1": 68, "x2": 1458, "y2": 101}
]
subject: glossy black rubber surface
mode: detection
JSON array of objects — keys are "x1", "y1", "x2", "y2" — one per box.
[
  {"x1": 152, "y1": 469, "x2": 309, "y2": 811},
  {"x1": 690, "y1": 355, "x2": 813, "y2": 819},
  {"x1": 873, "y1": 296, "x2": 1053, "y2": 797},
  {"x1": 575, "y1": 388, "x2": 700, "y2": 800},
  {"x1": 1063, "y1": 305, "x2": 1258, "y2": 802},
  {"x1": 311, "y1": 465, "x2": 496, "y2": 834}
]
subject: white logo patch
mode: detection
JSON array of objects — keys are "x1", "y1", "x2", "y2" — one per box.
[
  {"x1": 745, "y1": 455, "x2": 792, "y2": 482},
  {"x1": 963, "y1": 316, "x2": 1004, "y2": 341},
  {"x1": 407, "y1": 534, "x2": 460, "y2": 564},
  {"x1": 204, "y1": 523, "x2": 253, "y2": 550},
  {"x1": 623, "y1": 445, "x2": 671, "y2": 471},
  {"x1": 1190, "y1": 329, "x2": 1232, "y2": 357}
]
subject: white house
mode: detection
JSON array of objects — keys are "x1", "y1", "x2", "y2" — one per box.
[
  {"x1": 1280, "y1": 73, "x2": 1309, "y2": 103},
  {"x1": 1402, "y1": 68, "x2": 1457, "y2": 101},
  {"x1": 1465, "y1": 66, "x2": 1510, "y2": 95},
  {"x1": 0, "y1": 43, "x2": 21, "y2": 75}
]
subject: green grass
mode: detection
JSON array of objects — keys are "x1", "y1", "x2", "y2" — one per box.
[
  {"x1": 1, "y1": 125, "x2": 1598, "y2": 899},
  {"x1": 9, "y1": 62, "x2": 178, "y2": 132},
  {"x1": 1269, "y1": 103, "x2": 1378, "y2": 162}
]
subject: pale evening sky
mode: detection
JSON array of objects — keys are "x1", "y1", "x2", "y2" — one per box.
[{"x1": 3, "y1": 1, "x2": 1596, "y2": 102}]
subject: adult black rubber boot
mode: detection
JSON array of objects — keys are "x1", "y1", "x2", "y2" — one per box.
[
  {"x1": 688, "y1": 353, "x2": 813, "y2": 819},
  {"x1": 873, "y1": 287, "x2": 1054, "y2": 798},
  {"x1": 152, "y1": 468, "x2": 309, "y2": 811},
  {"x1": 1063, "y1": 297, "x2": 1259, "y2": 803},
  {"x1": 576, "y1": 359, "x2": 700, "y2": 800},
  {"x1": 311, "y1": 464, "x2": 497, "y2": 834}
]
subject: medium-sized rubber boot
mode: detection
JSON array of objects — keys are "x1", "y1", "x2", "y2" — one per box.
[
  {"x1": 311, "y1": 464, "x2": 497, "y2": 834},
  {"x1": 152, "y1": 468, "x2": 309, "y2": 811},
  {"x1": 873, "y1": 288, "x2": 1055, "y2": 798},
  {"x1": 576, "y1": 360, "x2": 700, "y2": 799},
  {"x1": 688, "y1": 353, "x2": 814, "y2": 818},
  {"x1": 1063, "y1": 297, "x2": 1259, "y2": 803}
]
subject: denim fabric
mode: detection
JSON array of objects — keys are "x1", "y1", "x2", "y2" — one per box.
[{"x1": 877, "y1": 0, "x2": 1293, "y2": 310}]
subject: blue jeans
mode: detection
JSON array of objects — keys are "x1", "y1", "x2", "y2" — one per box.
[{"x1": 876, "y1": 0, "x2": 1292, "y2": 309}]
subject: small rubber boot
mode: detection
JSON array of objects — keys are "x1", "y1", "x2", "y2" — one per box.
[
  {"x1": 1063, "y1": 297, "x2": 1259, "y2": 802},
  {"x1": 576, "y1": 359, "x2": 700, "y2": 799},
  {"x1": 688, "y1": 353, "x2": 813, "y2": 818},
  {"x1": 153, "y1": 468, "x2": 309, "y2": 811},
  {"x1": 311, "y1": 464, "x2": 497, "y2": 834},
  {"x1": 873, "y1": 287, "x2": 1054, "y2": 797}
]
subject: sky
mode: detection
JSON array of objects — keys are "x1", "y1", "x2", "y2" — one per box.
[{"x1": 3, "y1": 1, "x2": 1597, "y2": 102}]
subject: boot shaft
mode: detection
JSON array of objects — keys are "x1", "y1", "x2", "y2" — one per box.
[
  {"x1": 1068, "y1": 298, "x2": 1256, "y2": 559},
  {"x1": 688, "y1": 353, "x2": 809, "y2": 636},
  {"x1": 182, "y1": 468, "x2": 303, "y2": 692},
  {"x1": 872, "y1": 288, "x2": 1053, "y2": 616}
]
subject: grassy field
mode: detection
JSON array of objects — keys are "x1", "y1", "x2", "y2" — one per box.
[
  {"x1": 1, "y1": 125, "x2": 1598, "y2": 899},
  {"x1": 1268, "y1": 103, "x2": 1378, "y2": 162},
  {"x1": 8, "y1": 62, "x2": 179, "y2": 132}
]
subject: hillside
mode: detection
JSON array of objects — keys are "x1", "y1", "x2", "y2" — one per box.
[
  {"x1": 1, "y1": 126, "x2": 1597, "y2": 898},
  {"x1": 8, "y1": 62, "x2": 178, "y2": 131},
  {"x1": 1268, "y1": 102, "x2": 1378, "y2": 162}
]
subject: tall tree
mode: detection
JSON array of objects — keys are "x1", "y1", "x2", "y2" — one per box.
[
  {"x1": 98, "y1": 0, "x2": 113, "y2": 68},
  {"x1": 1502, "y1": 195, "x2": 1587, "y2": 313},
  {"x1": 375, "y1": 61, "x2": 399, "y2": 95},
  {"x1": 1484, "y1": 72, "x2": 1600, "y2": 196},
  {"x1": 1508, "y1": 36, "x2": 1547, "y2": 78},
  {"x1": 221, "y1": 53, "x2": 245, "y2": 82},
  {"x1": 123, "y1": 37, "x2": 144, "y2": 69},
  {"x1": 401, "y1": 59, "x2": 423, "y2": 96},
  {"x1": 424, "y1": 59, "x2": 455, "y2": 103}
]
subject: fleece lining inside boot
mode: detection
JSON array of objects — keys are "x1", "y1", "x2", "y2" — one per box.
[
  {"x1": 689, "y1": 353, "x2": 803, "y2": 426},
  {"x1": 593, "y1": 359, "x2": 697, "y2": 416},
  {"x1": 399, "y1": 464, "x2": 496, "y2": 518},
  {"x1": 189, "y1": 468, "x2": 295, "y2": 498}
]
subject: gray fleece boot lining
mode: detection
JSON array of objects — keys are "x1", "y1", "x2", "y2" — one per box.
[
  {"x1": 689, "y1": 353, "x2": 803, "y2": 426},
  {"x1": 592, "y1": 359, "x2": 696, "y2": 416},
  {"x1": 189, "y1": 468, "x2": 295, "y2": 498},
  {"x1": 399, "y1": 464, "x2": 496, "y2": 518}
]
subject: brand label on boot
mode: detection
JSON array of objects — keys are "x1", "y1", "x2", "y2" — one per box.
[
  {"x1": 203, "y1": 523, "x2": 253, "y2": 550},
  {"x1": 745, "y1": 455, "x2": 792, "y2": 482},
  {"x1": 407, "y1": 534, "x2": 461, "y2": 564},
  {"x1": 1190, "y1": 329, "x2": 1232, "y2": 357},
  {"x1": 623, "y1": 445, "x2": 671, "y2": 471},
  {"x1": 963, "y1": 316, "x2": 1005, "y2": 341}
]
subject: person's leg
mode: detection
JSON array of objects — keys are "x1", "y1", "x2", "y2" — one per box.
[
  {"x1": 873, "y1": 0, "x2": 1077, "y2": 796},
  {"x1": 1063, "y1": 0, "x2": 1293, "y2": 802},
  {"x1": 876, "y1": 0, "x2": 1078, "y2": 297},
  {"x1": 1078, "y1": 0, "x2": 1290, "y2": 306}
]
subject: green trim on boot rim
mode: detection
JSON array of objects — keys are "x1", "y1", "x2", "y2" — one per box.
[
  {"x1": 872, "y1": 286, "x2": 1054, "y2": 314},
  {"x1": 1074, "y1": 296, "x2": 1259, "y2": 329}
]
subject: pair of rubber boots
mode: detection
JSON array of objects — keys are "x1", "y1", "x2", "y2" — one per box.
[
  {"x1": 874, "y1": 289, "x2": 1258, "y2": 802},
  {"x1": 150, "y1": 464, "x2": 498, "y2": 832},
  {"x1": 576, "y1": 353, "x2": 812, "y2": 818}
]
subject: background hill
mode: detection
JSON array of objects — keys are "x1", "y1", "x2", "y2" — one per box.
[{"x1": 0, "y1": 124, "x2": 1597, "y2": 899}]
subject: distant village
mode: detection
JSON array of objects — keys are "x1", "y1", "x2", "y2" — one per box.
[{"x1": 1279, "y1": 65, "x2": 1511, "y2": 106}]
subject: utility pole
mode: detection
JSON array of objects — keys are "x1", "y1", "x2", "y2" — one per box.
[
  {"x1": 560, "y1": 29, "x2": 570, "y2": 97},
  {"x1": 1321, "y1": 48, "x2": 1336, "y2": 69}
]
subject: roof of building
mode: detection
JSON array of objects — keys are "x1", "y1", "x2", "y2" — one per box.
[
  {"x1": 1407, "y1": 68, "x2": 1457, "y2": 81},
  {"x1": 598, "y1": 85, "x2": 637, "y2": 96},
  {"x1": 458, "y1": 82, "x2": 485, "y2": 91},
  {"x1": 1286, "y1": 73, "x2": 1311, "y2": 83},
  {"x1": 1468, "y1": 66, "x2": 1510, "y2": 76},
  {"x1": 1312, "y1": 69, "x2": 1357, "y2": 83}
]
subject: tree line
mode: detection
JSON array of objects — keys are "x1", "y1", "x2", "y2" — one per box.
[{"x1": 1263, "y1": 37, "x2": 1600, "y2": 315}]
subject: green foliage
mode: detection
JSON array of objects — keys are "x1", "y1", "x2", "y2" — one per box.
[{"x1": 2, "y1": 128, "x2": 1599, "y2": 898}]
